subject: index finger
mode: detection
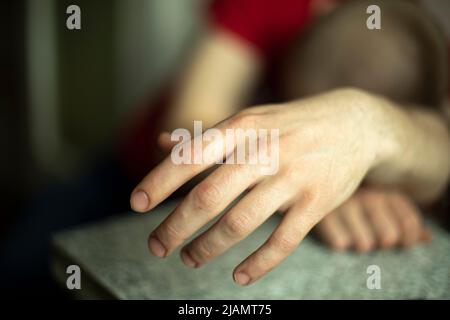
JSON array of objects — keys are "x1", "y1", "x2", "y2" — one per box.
[{"x1": 130, "y1": 124, "x2": 233, "y2": 212}]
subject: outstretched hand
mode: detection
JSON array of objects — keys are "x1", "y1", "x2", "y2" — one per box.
[{"x1": 131, "y1": 88, "x2": 393, "y2": 285}]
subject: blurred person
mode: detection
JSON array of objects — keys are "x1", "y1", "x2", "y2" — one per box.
[{"x1": 128, "y1": 0, "x2": 450, "y2": 286}]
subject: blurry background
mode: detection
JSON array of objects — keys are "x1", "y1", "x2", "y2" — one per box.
[{"x1": 1, "y1": 0, "x2": 209, "y2": 233}]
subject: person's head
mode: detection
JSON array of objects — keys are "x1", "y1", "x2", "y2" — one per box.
[{"x1": 280, "y1": 0, "x2": 448, "y2": 107}]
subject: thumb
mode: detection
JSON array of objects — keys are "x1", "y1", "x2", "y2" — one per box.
[{"x1": 157, "y1": 131, "x2": 177, "y2": 152}]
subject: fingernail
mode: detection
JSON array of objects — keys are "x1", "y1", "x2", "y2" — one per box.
[
  {"x1": 181, "y1": 251, "x2": 197, "y2": 268},
  {"x1": 131, "y1": 190, "x2": 149, "y2": 212},
  {"x1": 234, "y1": 272, "x2": 250, "y2": 286},
  {"x1": 148, "y1": 236, "x2": 166, "y2": 257}
]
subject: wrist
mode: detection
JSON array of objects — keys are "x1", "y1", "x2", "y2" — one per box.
[
  {"x1": 369, "y1": 96, "x2": 400, "y2": 168},
  {"x1": 360, "y1": 91, "x2": 407, "y2": 184},
  {"x1": 343, "y1": 88, "x2": 401, "y2": 172}
]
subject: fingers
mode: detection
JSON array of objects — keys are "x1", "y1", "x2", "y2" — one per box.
[
  {"x1": 148, "y1": 163, "x2": 260, "y2": 257},
  {"x1": 157, "y1": 131, "x2": 177, "y2": 151},
  {"x1": 131, "y1": 127, "x2": 231, "y2": 212},
  {"x1": 361, "y1": 190, "x2": 400, "y2": 248},
  {"x1": 315, "y1": 189, "x2": 432, "y2": 253},
  {"x1": 388, "y1": 192, "x2": 425, "y2": 247},
  {"x1": 339, "y1": 198, "x2": 376, "y2": 253},
  {"x1": 314, "y1": 211, "x2": 351, "y2": 251},
  {"x1": 130, "y1": 113, "x2": 259, "y2": 213},
  {"x1": 338, "y1": 190, "x2": 430, "y2": 252},
  {"x1": 232, "y1": 201, "x2": 320, "y2": 286},
  {"x1": 180, "y1": 177, "x2": 293, "y2": 268}
]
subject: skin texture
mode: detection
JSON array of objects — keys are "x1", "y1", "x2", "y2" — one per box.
[{"x1": 131, "y1": 88, "x2": 450, "y2": 285}]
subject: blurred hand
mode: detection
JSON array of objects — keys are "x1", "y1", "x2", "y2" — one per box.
[
  {"x1": 315, "y1": 187, "x2": 432, "y2": 252},
  {"x1": 130, "y1": 88, "x2": 398, "y2": 285}
]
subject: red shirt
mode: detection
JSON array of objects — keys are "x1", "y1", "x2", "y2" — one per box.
[{"x1": 209, "y1": 0, "x2": 312, "y2": 60}]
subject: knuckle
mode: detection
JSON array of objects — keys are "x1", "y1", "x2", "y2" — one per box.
[
  {"x1": 280, "y1": 165, "x2": 297, "y2": 180},
  {"x1": 399, "y1": 213, "x2": 417, "y2": 229},
  {"x1": 332, "y1": 237, "x2": 351, "y2": 251},
  {"x1": 229, "y1": 111, "x2": 258, "y2": 128},
  {"x1": 191, "y1": 241, "x2": 214, "y2": 262},
  {"x1": 269, "y1": 233, "x2": 299, "y2": 253},
  {"x1": 159, "y1": 223, "x2": 183, "y2": 247},
  {"x1": 298, "y1": 188, "x2": 320, "y2": 213},
  {"x1": 354, "y1": 232, "x2": 375, "y2": 249},
  {"x1": 355, "y1": 238, "x2": 374, "y2": 252},
  {"x1": 176, "y1": 207, "x2": 191, "y2": 222},
  {"x1": 222, "y1": 214, "x2": 251, "y2": 237},
  {"x1": 227, "y1": 113, "x2": 245, "y2": 128},
  {"x1": 192, "y1": 181, "x2": 222, "y2": 212},
  {"x1": 332, "y1": 231, "x2": 351, "y2": 247},
  {"x1": 302, "y1": 188, "x2": 318, "y2": 204},
  {"x1": 379, "y1": 231, "x2": 398, "y2": 247}
]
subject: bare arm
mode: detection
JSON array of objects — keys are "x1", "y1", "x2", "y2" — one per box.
[
  {"x1": 366, "y1": 94, "x2": 450, "y2": 204},
  {"x1": 164, "y1": 30, "x2": 263, "y2": 132},
  {"x1": 314, "y1": 97, "x2": 450, "y2": 253}
]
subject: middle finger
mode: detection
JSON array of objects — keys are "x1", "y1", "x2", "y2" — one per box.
[
  {"x1": 149, "y1": 163, "x2": 261, "y2": 257},
  {"x1": 180, "y1": 177, "x2": 293, "y2": 268}
]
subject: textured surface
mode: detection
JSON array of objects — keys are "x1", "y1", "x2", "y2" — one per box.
[{"x1": 52, "y1": 201, "x2": 450, "y2": 299}]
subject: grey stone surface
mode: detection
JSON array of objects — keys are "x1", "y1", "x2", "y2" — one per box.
[{"x1": 52, "y1": 201, "x2": 450, "y2": 299}]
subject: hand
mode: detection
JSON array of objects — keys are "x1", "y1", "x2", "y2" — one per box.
[
  {"x1": 130, "y1": 88, "x2": 392, "y2": 285},
  {"x1": 314, "y1": 187, "x2": 432, "y2": 252}
]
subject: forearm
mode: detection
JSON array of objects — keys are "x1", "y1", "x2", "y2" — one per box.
[
  {"x1": 366, "y1": 93, "x2": 450, "y2": 204},
  {"x1": 164, "y1": 30, "x2": 262, "y2": 133}
]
